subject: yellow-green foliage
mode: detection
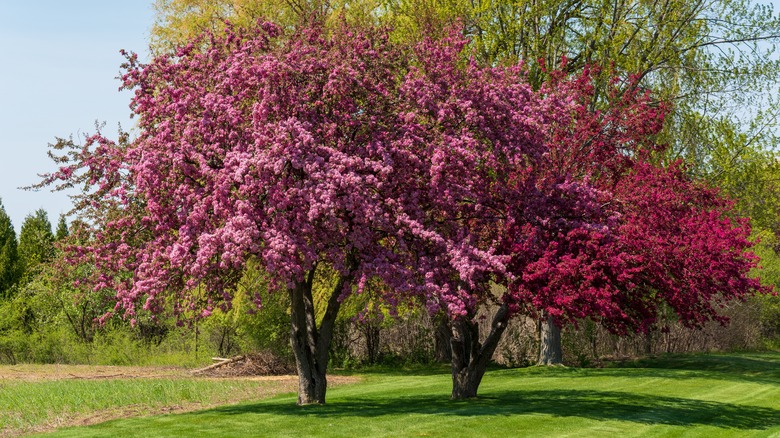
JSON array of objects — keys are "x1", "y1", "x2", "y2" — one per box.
[
  {"x1": 150, "y1": 0, "x2": 383, "y2": 55},
  {"x1": 201, "y1": 259, "x2": 291, "y2": 356}
]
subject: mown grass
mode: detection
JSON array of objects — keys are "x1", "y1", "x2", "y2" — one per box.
[
  {"x1": 35, "y1": 352, "x2": 780, "y2": 437},
  {"x1": 0, "y1": 376, "x2": 297, "y2": 436}
]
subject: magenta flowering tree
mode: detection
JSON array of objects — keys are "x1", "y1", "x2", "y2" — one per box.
[
  {"x1": 390, "y1": 34, "x2": 549, "y2": 398},
  {"x1": 388, "y1": 33, "x2": 610, "y2": 398},
  {"x1": 513, "y1": 69, "x2": 671, "y2": 365},
  {"x1": 507, "y1": 69, "x2": 767, "y2": 366},
  {"x1": 502, "y1": 74, "x2": 766, "y2": 371},
  {"x1": 394, "y1": 30, "x2": 766, "y2": 398}
]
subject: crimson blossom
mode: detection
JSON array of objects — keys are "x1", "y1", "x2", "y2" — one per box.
[
  {"x1": 505, "y1": 70, "x2": 767, "y2": 367},
  {"x1": 393, "y1": 30, "x2": 766, "y2": 398}
]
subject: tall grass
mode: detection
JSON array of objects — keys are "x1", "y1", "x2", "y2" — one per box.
[{"x1": 1, "y1": 377, "x2": 296, "y2": 436}]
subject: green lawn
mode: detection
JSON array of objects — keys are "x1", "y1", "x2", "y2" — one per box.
[{"x1": 35, "y1": 352, "x2": 780, "y2": 437}]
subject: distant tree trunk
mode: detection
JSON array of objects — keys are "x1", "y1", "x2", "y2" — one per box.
[
  {"x1": 289, "y1": 265, "x2": 354, "y2": 405},
  {"x1": 450, "y1": 304, "x2": 510, "y2": 399},
  {"x1": 538, "y1": 312, "x2": 563, "y2": 365},
  {"x1": 644, "y1": 328, "x2": 653, "y2": 356},
  {"x1": 434, "y1": 314, "x2": 452, "y2": 363},
  {"x1": 585, "y1": 319, "x2": 598, "y2": 360},
  {"x1": 363, "y1": 322, "x2": 381, "y2": 364}
]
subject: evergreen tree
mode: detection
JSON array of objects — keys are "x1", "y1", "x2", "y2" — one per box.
[
  {"x1": 17, "y1": 209, "x2": 54, "y2": 283},
  {"x1": 55, "y1": 215, "x2": 69, "y2": 241},
  {"x1": 0, "y1": 200, "x2": 19, "y2": 299}
]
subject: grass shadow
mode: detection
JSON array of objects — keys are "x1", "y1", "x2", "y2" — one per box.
[
  {"x1": 202, "y1": 388, "x2": 780, "y2": 431},
  {"x1": 331, "y1": 363, "x2": 451, "y2": 377},
  {"x1": 595, "y1": 353, "x2": 780, "y2": 386}
]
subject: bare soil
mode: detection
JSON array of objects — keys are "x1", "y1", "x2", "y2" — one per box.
[{"x1": 0, "y1": 364, "x2": 187, "y2": 381}]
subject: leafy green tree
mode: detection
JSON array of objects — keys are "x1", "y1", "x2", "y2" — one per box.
[
  {"x1": 17, "y1": 209, "x2": 54, "y2": 283},
  {"x1": 0, "y1": 200, "x2": 19, "y2": 299}
]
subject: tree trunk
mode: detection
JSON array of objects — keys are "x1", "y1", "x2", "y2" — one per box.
[
  {"x1": 434, "y1": 314, "x2": 452, "y2": 363},
  {"x1": 450, "y1": 304, "x2": 510, "y2": 399},
  {"x1": 289, "y1": 265, "x2": 353, "y2": 405},
  {"x1": 644, "y1": 328, "x2": 653, "y2": 356},
  {"x1": 363, "y1": 322, "x2": 381, "y2": 364},
  {"x1": 538, "y1": 312, "x2": 562, "y2": 365}
]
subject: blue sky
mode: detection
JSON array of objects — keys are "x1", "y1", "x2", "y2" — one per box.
[{"x1": 0, "y1": 1, "x2": 154, "y2": 232}]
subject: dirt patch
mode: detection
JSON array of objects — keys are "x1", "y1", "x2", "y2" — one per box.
[{"x1": 0, "y1": 364, "x2": 187, "y2": 381}]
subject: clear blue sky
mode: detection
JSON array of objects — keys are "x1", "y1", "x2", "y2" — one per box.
[{"x1": 0, "y1": 1, "x2": 154, "y2": 232}]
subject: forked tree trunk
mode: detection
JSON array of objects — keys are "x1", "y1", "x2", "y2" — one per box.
[
  {"x1": 289, "y1": 266, "x2": 353, "y2": 405},
  {"x1": 450, "y1": 304, "x2": 510, "y2": 399},
  {"x1": 538, "y1": 312, "x2": 563, "y2": 365}
]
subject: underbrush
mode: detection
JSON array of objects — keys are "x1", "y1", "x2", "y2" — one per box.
[{"x1": 0, "y1": 325, "x2": 216, "y2": 368}]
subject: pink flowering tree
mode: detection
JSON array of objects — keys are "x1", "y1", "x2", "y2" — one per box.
[
  {"x1": 40, "y1": 21, "x2": 438, "y2": 405},
  {"x1": 389, "y1": 32, "x2": 592, "y2": 398}
]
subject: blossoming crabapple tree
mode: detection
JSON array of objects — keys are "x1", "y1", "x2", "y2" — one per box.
[
  {"x1": 42, "y1": 21, "x2": 441, "y2": 405},
  {"x1": 397, "y1": 32, "x2": 767, "y2": 398},
  {"x1": 509, "y1": 70, "x2": 768, "y2": 367}
]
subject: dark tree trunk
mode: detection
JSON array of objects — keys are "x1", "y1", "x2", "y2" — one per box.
[
  {"x1": 434, "y1": 314, "x2": 452, "y2": 363},
  {"x1": 450, "y1": 304, "x2": 510, "y2": 399},
  {"x1": 585, "y1": 319, "x2": 598, "y2": 360},
  {"x1": 289, "y1": 266, "x2": 353, "y2": 405},
  {"x1": 538, "y1": 312, "x2": 562, "y2": 365},
  {"x1": 363, "y1": 322, "x2": 381, "y2": 364},
  {"x1": 644, "y1": 328, "x2": 653, "y2": 356}
]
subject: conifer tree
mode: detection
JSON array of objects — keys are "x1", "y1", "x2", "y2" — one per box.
[
  {"x1": 17, "y1": 209, "x2": 54, "y2": 283},
  {"x1": 0, "y1": 200, "x2": 19, "y2": 299}
]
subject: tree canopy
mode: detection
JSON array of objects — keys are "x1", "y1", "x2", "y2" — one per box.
[{"x1": 148, "y1": 0, "x2": 780, "y2": 238}]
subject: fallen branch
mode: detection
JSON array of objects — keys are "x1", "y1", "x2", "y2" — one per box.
[{"x1": 191, "y1": 355, "x2": 245, "y2": 376}]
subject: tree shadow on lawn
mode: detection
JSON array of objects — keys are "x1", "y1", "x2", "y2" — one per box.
[
  {"x1": 332, "y1": 363, "x2": 452, "y2": 377},
  {"x1": 619, "y1": 353, "x2": 780, "y2": 375},
  {"x1": 205, "y1": 389, "x2": 780, "y2": 431},
  {"x1": 497, "y1": 353, "x2": 780, "y2": 387},
  {"x1": 591, "y1": 353, "x2": 780, "y2": 387}
]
